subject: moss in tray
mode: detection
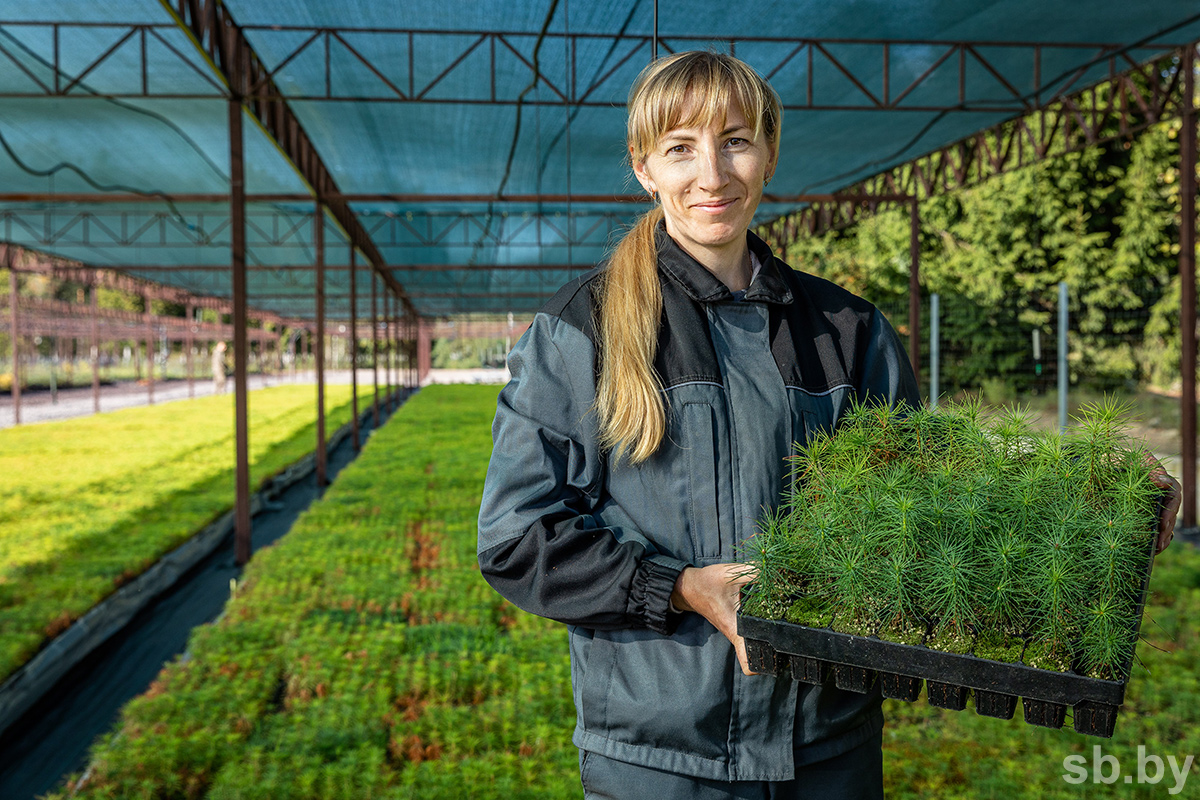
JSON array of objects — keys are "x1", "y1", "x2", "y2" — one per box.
[
  {"x1": 972, "y1": 630, "x2": 1025, "y2": 663},
  {"x1": 741, "y1": 397, "x2": 1160, "y2": 682},
  {"x1": 785, "y1": 596, "x2": 832, "y2": 628}
]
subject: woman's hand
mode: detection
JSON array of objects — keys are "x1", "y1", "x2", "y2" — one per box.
[
  {"x1": 671, "y1": 563, "x2": 759, "y2": 675},
  {"x1": 1146, "y1": 456, "x2": 1182, "y2": 555}
]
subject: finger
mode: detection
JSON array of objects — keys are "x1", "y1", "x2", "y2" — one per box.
[
  {"x1": 732, "y1": 635, "x2": 758, "y2": 677},
  {"x1": 724, "y1": 562, "x2": 759, "y2": 586}
]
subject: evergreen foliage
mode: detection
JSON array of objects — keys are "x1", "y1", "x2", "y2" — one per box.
[
  {"x1": 786, "y1": 119, "x2": 1187, "y2": 393},
  {"x1": 742, "y1": 399, "x2": 1162, "y2": 680}
]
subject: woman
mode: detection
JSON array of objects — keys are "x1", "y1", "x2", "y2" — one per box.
[{"x1": 477, "y1": 51, "x2": 1180, "y2": 798}]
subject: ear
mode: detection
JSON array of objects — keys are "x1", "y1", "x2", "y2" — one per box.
[
  {"x1": 630, "y1": 146, "x2": 655, "y2": 195},
  {"x1": 764, "y1": 146, "x2": 779, "y2": 185}
]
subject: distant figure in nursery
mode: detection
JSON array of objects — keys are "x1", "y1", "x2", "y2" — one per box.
[{"x1": 211, "y1": 341, "x2": 228, "y2": 394}]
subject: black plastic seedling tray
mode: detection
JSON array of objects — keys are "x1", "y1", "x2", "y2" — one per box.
[{"x1": 737, "y1": 532, "x2": 1159, "y2": 738}]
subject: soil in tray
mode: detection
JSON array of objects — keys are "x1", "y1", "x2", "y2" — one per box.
[{"x1": 876, "y1": 621, "x2": 925, "y2": 647}]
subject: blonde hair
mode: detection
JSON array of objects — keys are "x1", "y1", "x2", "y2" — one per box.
[{"x1": 595, "y1": 51, "x2": 782, "y2": 464}]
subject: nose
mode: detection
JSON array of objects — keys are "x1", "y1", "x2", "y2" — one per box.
[{"x1": 696, "y1": 144, "x2": 727, "y2": 192}]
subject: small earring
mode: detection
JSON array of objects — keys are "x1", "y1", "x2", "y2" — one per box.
[{"x1": 650, "y1": 189, "x2": 657, "y2": 203}]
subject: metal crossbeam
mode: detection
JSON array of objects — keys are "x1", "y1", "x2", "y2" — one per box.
[
  {"x1": 157, "y1": 1, "x2": 416, "y2": 317},
  {"x1": 1, "y1": 20, "x2": 1187, "y2": 112},
  {"x1": 0, "y1": 296, "x2": 277, "y2": 342},
  {"x1": 5, "y1": 243, "x2": 298, "y2": 323},
  {"x1": 0, "y1": 207, "x2": 632, "y2": 250},
  {"x1": 784, "y1": 46, "x2": 1196, "y2": 237},
  {"x1": 0, "y1": 207, "x2": 324, "y2": 250}
]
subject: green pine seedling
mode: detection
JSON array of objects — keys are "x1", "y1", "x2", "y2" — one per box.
[{"x1": 742, "y1": 395, "x2": 1161, "y2": 685}]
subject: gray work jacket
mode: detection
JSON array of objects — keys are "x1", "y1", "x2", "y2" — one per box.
[{"x1": 478, "y1": 228, "x2": 920, "y2": 781}]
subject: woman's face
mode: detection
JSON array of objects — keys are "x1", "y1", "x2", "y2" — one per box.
[{"x1": 632, "y1": 104, "x2": 776, "y2": 265}]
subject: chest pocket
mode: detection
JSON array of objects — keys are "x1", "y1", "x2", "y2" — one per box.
[{"x1": 683, "y1": 401, "x2": 723, "y2": 561}]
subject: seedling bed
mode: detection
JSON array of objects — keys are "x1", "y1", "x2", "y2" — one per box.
[{"x1": 739, "y1": 524, "x2": 1156, "y2": 739}]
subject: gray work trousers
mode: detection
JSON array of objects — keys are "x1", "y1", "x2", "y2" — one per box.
[{"x1": 578, "y1": 727, "x2": 884, "y2": 800}]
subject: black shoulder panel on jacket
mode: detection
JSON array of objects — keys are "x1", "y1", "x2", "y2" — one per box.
[
  {"x1": 539, "y1": 267, "x2": 602, "y2": 344},
  {"x1": 538, "y1": 261, "x2": 720, "y2": 390},
  {"x1": 769, "y1": 263, "x2": 878, "y2": 393}
]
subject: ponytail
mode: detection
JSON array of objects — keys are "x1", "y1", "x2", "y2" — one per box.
[{"x1": 594, "y1": 206, "x2": 666, "y2": 465}]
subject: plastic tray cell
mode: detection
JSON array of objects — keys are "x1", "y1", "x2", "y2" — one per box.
[
  {"x1": 878, "y1": 672, "x2": 922, "y2": 702},
  {"x1": 974, "y1": 690, "x2": 1018, "y2": 719}
]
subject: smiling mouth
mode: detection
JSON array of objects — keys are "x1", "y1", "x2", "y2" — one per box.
[{"x1": 691, "y1": 198, "x2": 738, "y2": 213}]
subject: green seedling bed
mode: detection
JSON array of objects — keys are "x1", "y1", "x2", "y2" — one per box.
[{"x1": 738, "y1": 526, "x2": 1157, "y2": 738}]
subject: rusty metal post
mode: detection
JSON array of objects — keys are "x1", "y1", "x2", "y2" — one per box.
[
  {"x1": 145, "y1": 292, "x2": 154, "y2": 405},
  {"x1": 908, "y1": 197, "x2": 921, "y2": 386},
  {"x1": 392, "y1": 293, "x2": 400, "y2": 405},
  {"x1": 91, "y1": 280, "x2": 100, "y2": 414},
  {"x1": 1181, "y1": 46, "x2": 1197, "y2": 530},
  {"x1": 388, "y1": 293, "x2": 395, "y2": 406},
  {"x1": 186, "y1": 302, "x2": 195, "y2": 398},
  {"x1": 371, "y1": 271, "x2": 379, "y2": 425},
  {"x1": 230, "y1": 96, "x2": 252, "y2": 567},
  {"x1": 6, "y1": 249, "x2": 18, "y2": 426},
  {"x1": 384, "y1": 290, "x2": 393, "y2": 406},
  {"x1": 407, "y1": 314, "x2": 415, "y2": 389},
  {"x1": 315, "y1": 202, "x2": 328, "y2": 489},
  {"x1": 393, "y1": 293, "x2": 402, "y2": 407},
  {"x1": 418, "y1": 317, "x2": 432, "y2": 386},
  {"x1": 349, "y1": 248, "x2": 360, "y2": 450}
]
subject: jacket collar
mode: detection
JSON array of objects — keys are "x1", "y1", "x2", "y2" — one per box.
[{"x1": 655, "y1": 224, "x2": 794, "y2": 305}]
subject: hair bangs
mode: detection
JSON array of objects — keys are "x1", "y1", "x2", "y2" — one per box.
[{"x1": 627, "y1": 52, "x2": 779, "y2": 163}]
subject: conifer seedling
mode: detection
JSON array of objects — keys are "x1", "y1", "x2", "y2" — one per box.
[{"x1": 741, "y1": 398, "x2": 1161, "y2": 682}]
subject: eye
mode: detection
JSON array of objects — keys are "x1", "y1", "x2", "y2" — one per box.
[
  {"x1": 667, "y1": 143, "x2": 688, "y2": 155},
  {"x1": 726, "y1": 137, "x2": 748, "y2": 148}
]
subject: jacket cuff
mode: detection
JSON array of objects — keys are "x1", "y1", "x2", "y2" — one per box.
[{"x1": 627, "y1": 554, "x2": 689, "y2": 634}]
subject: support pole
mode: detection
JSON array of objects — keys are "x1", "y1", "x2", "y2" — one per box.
[
  {"x1": 145, "y1": 293, "x2": 154, "y2": 405},
  {"x1": 908, "y1": 198, "x2": 921, "y2": 384},
  {"x1": 349, "y1": 248, "x2": 360, "y2": 451},
  {"x1": 371, "y1": 271, "x2": 380, "y2": 426},
  {"x1": 186, "y1": 303, "x2": 194, "y2": 398},
  {"x1": 230, "y1": 96, "x2": 252, "y2": 566},
  {"x1": 400, "y1": 303, "x2": 410, "y2": 400},
  {"x1": 404, "y1": 314, "x2": 411, "y2": 390},
  {"x1": 393, "y1": 295, "x2": 401, "y2": 405},
  {"x1": 315, "y1": 202, "x2": 328, "y2": 489},
  {"x1": 418, "y1": 317, "x2": 432, "y2": 386},
  {"x1": 401, "y1": 314, "x2": 408, "y2": 390},
  {"x1": 1181, "y1": 45, "x2": 1197, "y2": 529},
  {"x1": 930, "y1": 293, "x2": 940, "y2": 408},
  {"x1": 6, "y1": 249, "x2": 18, "y2": 426},
  {"x1": 91, "y1": 280, "x2": 100, "y2": 414},
  {"x1": 1058, "y1": 281, "x2": 1069, "y2": 434},
  {"x1": 385, "y1": 291, "x2": 393, "y2": 405}
]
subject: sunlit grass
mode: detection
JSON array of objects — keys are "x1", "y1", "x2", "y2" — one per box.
[{"x1": 0, "y1": 384, "x2": 371, "y2": 683}]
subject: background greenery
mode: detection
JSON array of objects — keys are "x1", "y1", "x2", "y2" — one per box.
[{"x1": 788, "y1": 119, "x2": 1188, "y2": 396}]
